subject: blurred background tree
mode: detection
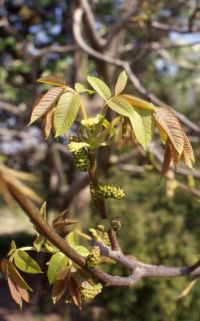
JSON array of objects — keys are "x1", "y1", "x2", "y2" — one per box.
[{"x1": 0, "y1": 0, "x2": 200, "y2": 320}]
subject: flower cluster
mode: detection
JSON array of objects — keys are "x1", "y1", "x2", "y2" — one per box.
[{"x1": 96, "y1": 183, "x2": 125, "y2": 200}]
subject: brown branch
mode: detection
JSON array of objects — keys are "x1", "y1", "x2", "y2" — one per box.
[
  {"x1": 79, "y1": 0, "x2": 106, "y2": 49},
  {"x1": 151, "y1": 20, "x2": 200, "y2": 33},
  {"x1": 158, "y1": 49, "x2": 200, "y2": 72},
  {"x1": 88, "y1": 150, "x2": 120, "y2": 251},
  {"x1": 97, "y1": 243, "x2": 200, "y2": 278},
  {"x1": 120, "y1": 40, "x2": 200, "y2": 53},
  {"x1": 104, "y1": 1, "x2": 137, "y2": 48},
  {"x1": 5, "y1": 169, "x2": 200, "y2": 287},
  {"x1": 73, "y1": 8, "x2": 200, "y2": 134},
  {"x1": 0, "y1": 101, "x2": 20, "y2": 115},
  {"x1": 188, "y1": 2, "x2": 200, "y2": 32}
]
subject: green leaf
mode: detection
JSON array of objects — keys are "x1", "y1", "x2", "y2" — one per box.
[
  {"x1": 40, "y1": 201, "x2": 47, "y2": 220},
  {"x1": 66, "y1": 231, "x2": 79, "y2": 247},
  {"x1": 68, "y1": 142, "x2": 90, "y2": 153},
  {"x1": 129, "y1": 107, "x2": 154, "y2": 149},
  {"x1": 47, "y1": 252, "x2": 68, "y2": 285},
  {"x1": 87, "y1": 76, "x2": 111, "y2": 100},
  {"x1": 122, "y1": 94, "x2": 157, "y2": 111},
  {"x1": 107, "y1": 95, "x2": 134, "y2": 117},
  {"x1": 37, "y1": 75, "x2": 65, "y2": 87},
  {"x1": 29, "y1": 87, "x2": 64, "y2": 125},
  {"x1": 73, "y1": 246, "x2": 89, "y2": 257},
  {"x1": 33, "y1": 235, "x2": 44, "y2": 252},
  {"x1": 13, "y1": 250, "x2": 42, "y2": 274},
  {"x1": 7, "y1": 261, "x2": 33, "y2": 292},
  {"x1": 115, "y1": 71, "x2": 128, "y2": 95},
  {"x1": 75, "y1": 83, "x2": 94, "y2": 94},
  {"x1": 7, "y1": 240, "x2": 17, "y2": 256},
  {"x1": 54, "y1": 92, "x2": 80, "y2": 137}
]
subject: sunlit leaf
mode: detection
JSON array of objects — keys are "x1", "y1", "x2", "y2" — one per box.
[
  {"x1": 13, "y1": 250, "x2": 42, "y2": 274},
  {"x1": 66, "y1": 231, "x2": 79, "y2": 247},
  {"x1": 107, "y1": 95, "x2": 134, "y2": 117},
  {"x1": 7, "y1": 240, "x2": 17, "y2": 256},
  {"x1": 18, "y1": 287, "x2": 29, "y2": 303},
  {"x1": 75, "y1": 83, "x2": 94, "y2": 94},
  {"x1": 67, "y1": 142, "x2": 90, "y2": 153},
  {"x1": 54, "y1": 92, "x2": 80, "y2": 137},
  {"x1": 40, "y1": 201, "x2": 47, "y2": 219},
  {"x1": 115, "y1": 71, "x2": 128, "y2": 95},
  {"x1": 33, "y1": 235, "x2": 44, "y2": 252},
  {"x1": 129, "y1": 107, "x2": 154, "y2": 149},
  {"x1": 37, "y1": 75, "x2": 66, "y2": 86},
  {"x1": 8, "y1": 277, "x2": 22, "y2": 307},
  {"x1": 169, "y1": 142, "x2": 180, "y2": 171},
  {"x1": 73, "y1": 246, "x2": 90, "y2": 257},
  {"x1": 29, "y1": 86, "x2": 64, "y2": 125},
  {"x1": 122, "y1": 94, "x2": 157, "y2": 111},
  {"x1": 178, "y1": 279, "x2": 198, "y2": 299},
  {"x1": 7, "y1": 260, "x2": 32, "y2": 291},
  {"x1": 154, "y1": 107, "x2": 184, "y2": 155},
  {"x1": 87, "y1": 76, "x2": 111, "y2": 100},
  {"x1": 161, "y1": 141, "x2": 172, "y2": 176},
  {"x1": 69, "y1": 277, "x2": 82, "y2": 308},
  {"x1": 47, "y1": 252, "x2": 68, "y2": 285},
  {"x1": 157, "y1": 123, "x2": 168, "y2": 144},
  {"x1": 43, "y1": 107, "x2": 54, "y2": 139},
  {"x1": 52, "y1": 266, "x2": 71, "y2": 304},
  {"x1": 181, "y1": 131, "x2": 195, "y2": 168}
]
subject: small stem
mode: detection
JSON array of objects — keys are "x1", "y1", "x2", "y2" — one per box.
[
  {"x1": 88, "y1": 150, "x2": 120, "y2": 251},
  {"x1": 110, "y1": 115, "x2": 122, "y2": 127},
  {"x1": 80, "y1": 100, "x2": 88, "y2": 121}
]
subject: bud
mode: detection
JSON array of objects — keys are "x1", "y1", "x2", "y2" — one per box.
[
  {"x1": 111, "y1": 217, "x2": 122, "y2": 232},
  {"x1": 69, "y1": 135, "x2": 79, "y2": 142}
]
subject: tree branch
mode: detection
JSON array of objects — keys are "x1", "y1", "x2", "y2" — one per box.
[
  {"x1": 79, "y1": 0, "x2": 106, "y2": 49},
  {"x1": 73, "y1": 7, "x2": 200, "y2": 134}
]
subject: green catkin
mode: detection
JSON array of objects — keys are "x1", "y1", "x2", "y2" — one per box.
[
  {"x1": 69, "y1": 136, "x2": 91, "y2": 171},
  {"x1": 81, "y1": 283, "x2": 103, "y2": 300},
  {"x1": 86, "y1": 246, "x2": 100, "y2": 269},
  {"x1": 96, "y1": 183, "x2": 125, "y2": 200},
  {"x1": 73, "y1": 149, "x2": 91, "y2": 171}
]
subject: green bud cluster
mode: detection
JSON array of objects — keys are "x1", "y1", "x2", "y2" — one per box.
[
  {"x1": 111, "y1": 218, "x2": 122, "y2": 232},
  {"x1": 102, "y1": 232, "x2": 111, "y2": 246},
  {"x1": 81, "y1": 283, "x2": 103, "y2": 300},
  {"x1": 73, "y1": 149, "x2": 91, "y2": 171},
  {"x1": 86, "y1": 246, "x2": 100, "y2": 269},
  {"x1": 69, "y1": 135, "x2": 79, "y2": 142},
  {"x1": 96, "y1": 183, "x2": 125, "y2": 200},
  {"x1": 69, "y1": 136, "x2": 91, "y2": 171}
]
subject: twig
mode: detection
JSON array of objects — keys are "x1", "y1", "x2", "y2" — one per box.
[
  {"x1": 73, "y1": 8, "x2": 200, "y2": 134},
  {"x1": 79, "y1": 0, "x2": 106, "y2": 49}
]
